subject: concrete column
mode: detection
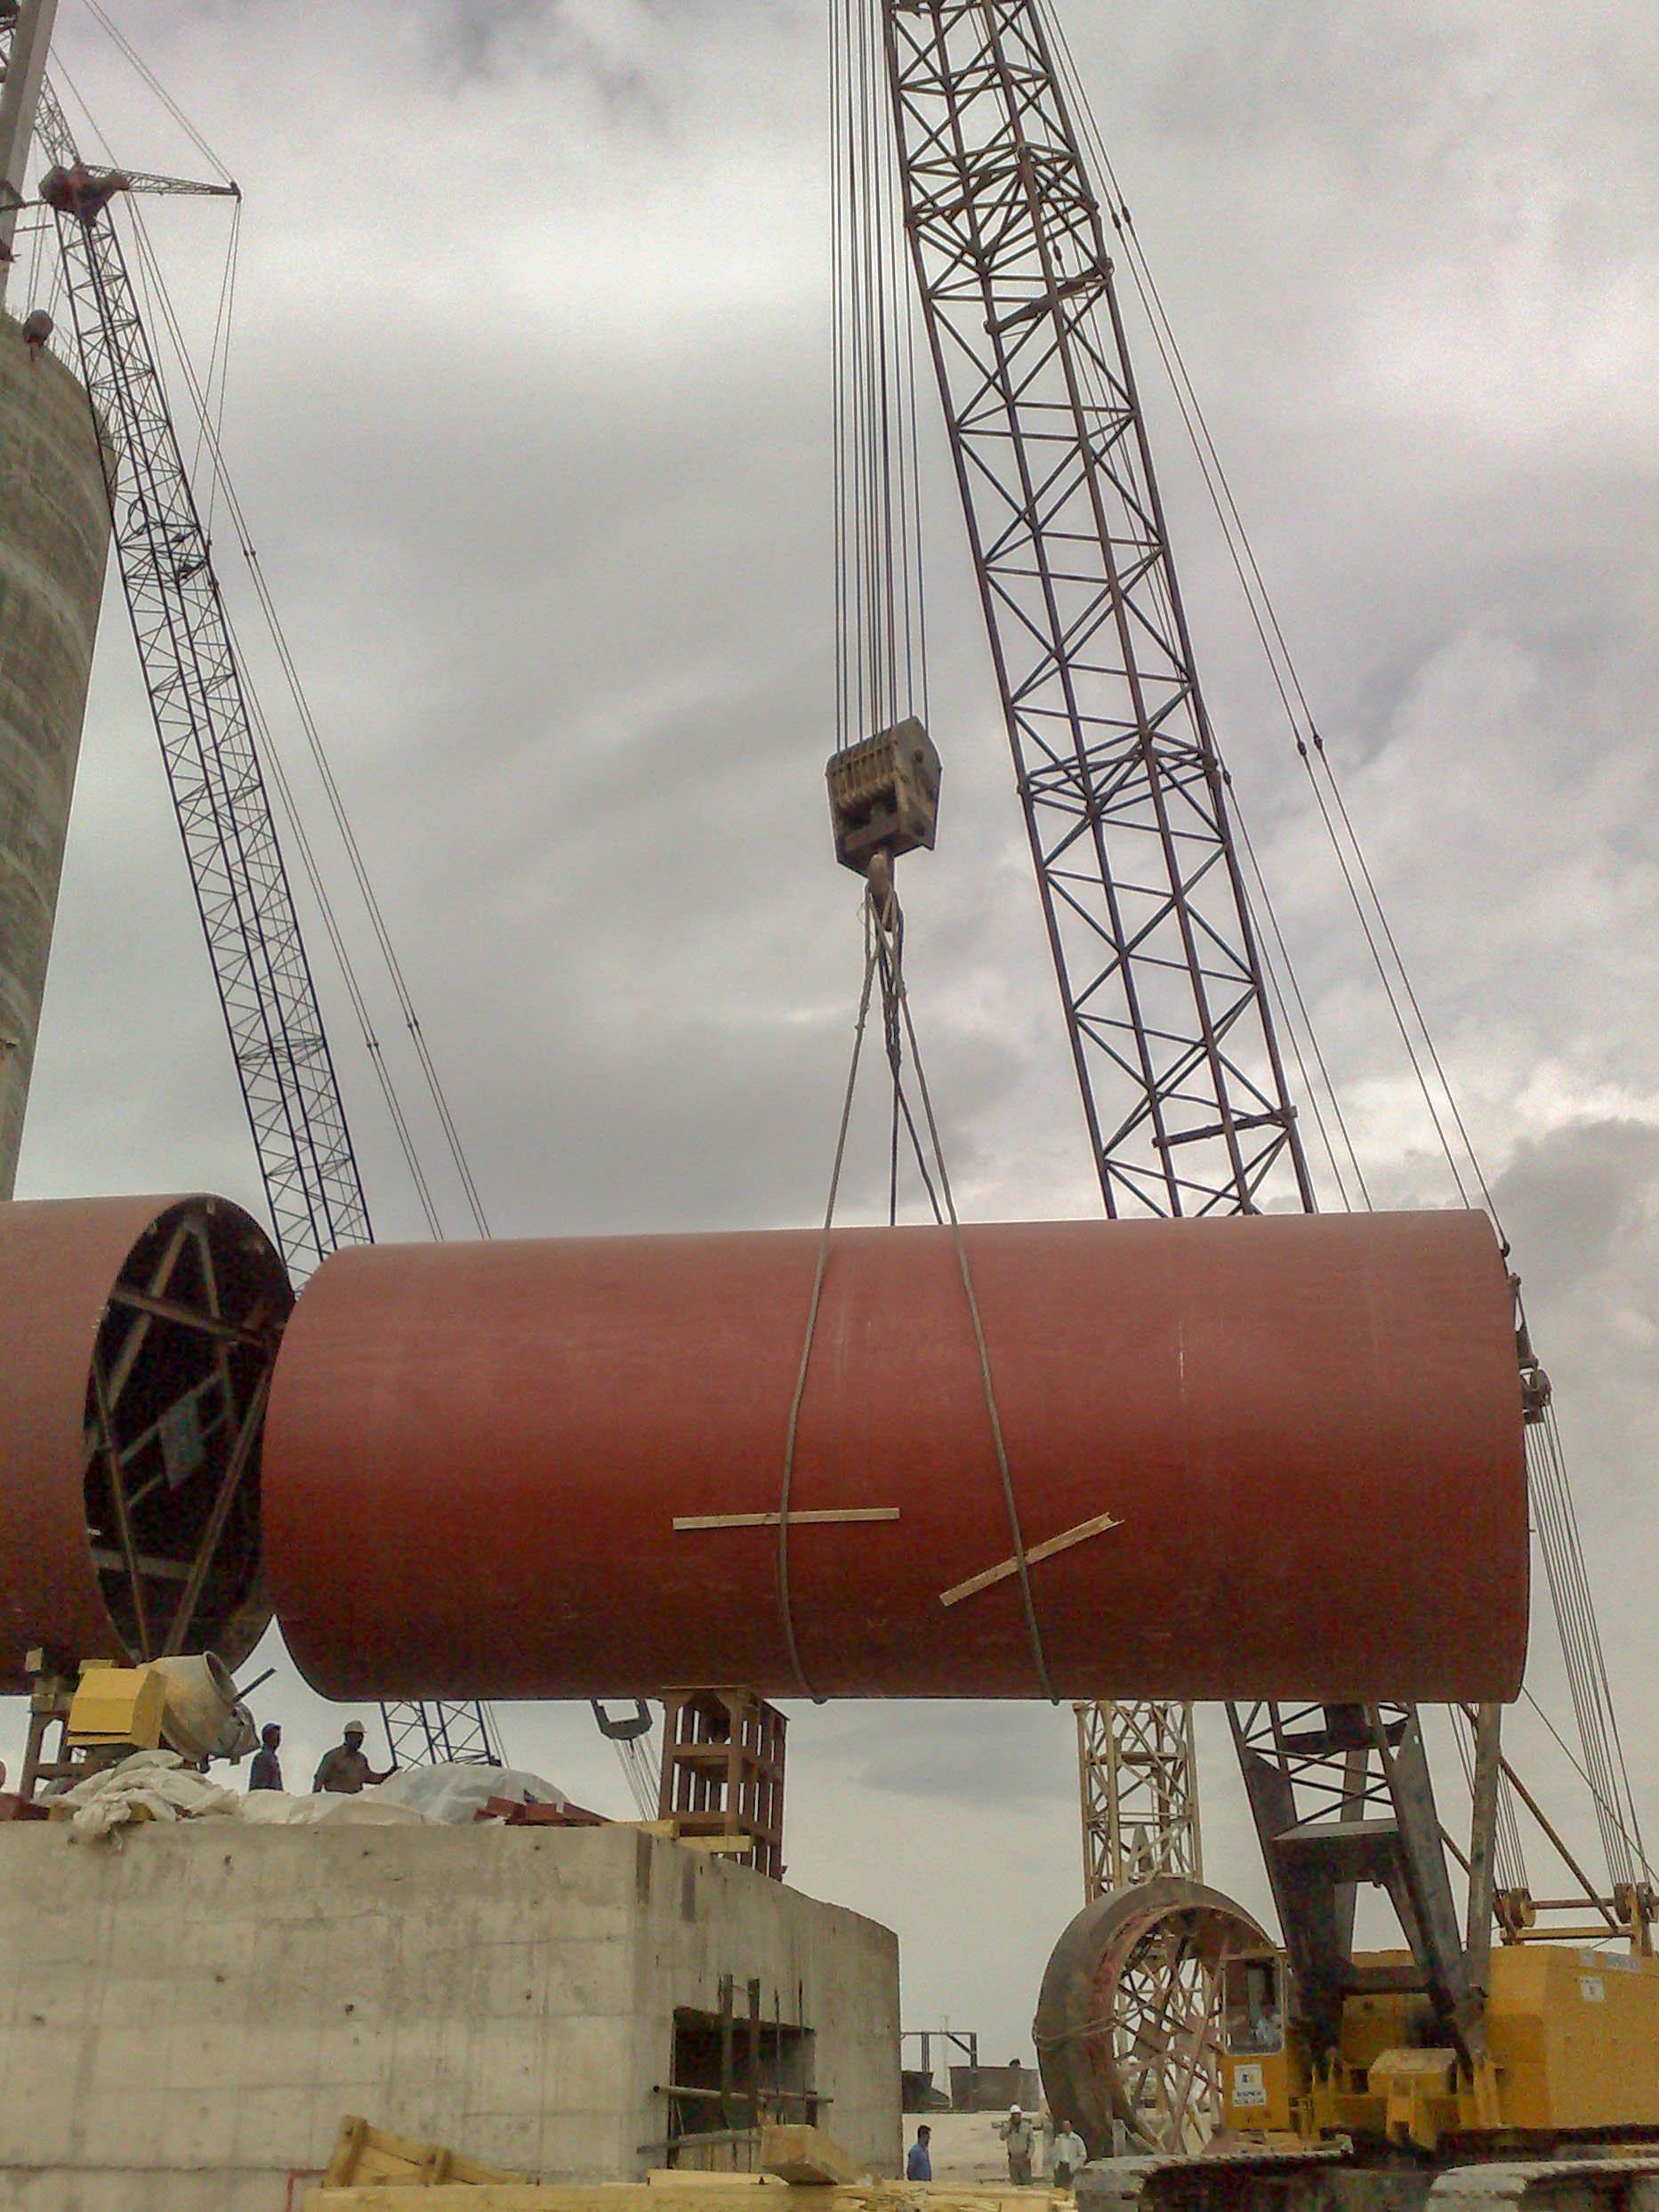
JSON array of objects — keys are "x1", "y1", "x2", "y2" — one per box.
[{"x1": 0, "y1": 306, "x2": 109, "y2": 1196}]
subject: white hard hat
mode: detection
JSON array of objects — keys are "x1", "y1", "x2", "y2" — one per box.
[
  {"x1": 1010, "y1": 2104, "x2": 1022, "y2": 2118},
  {"x1": 343, "y1": 1719, "x2": 366, "y2": 1737}
]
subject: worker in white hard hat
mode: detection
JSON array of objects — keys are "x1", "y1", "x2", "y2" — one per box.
[
  {"x1": 312, "y1": 1720, "x2": 391, "y2": 1796},
  {"x1": 998, "y1": 2104, "x2": 1035, "y2": 2185}
]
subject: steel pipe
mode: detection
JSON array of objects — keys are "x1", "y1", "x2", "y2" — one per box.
[
  {"x1": 265, "y1": 1210, "x2": 1527, "y2": 1704},
  {"x1": 0, "y1": 1193, "x2": 291, "y2": 1689}
]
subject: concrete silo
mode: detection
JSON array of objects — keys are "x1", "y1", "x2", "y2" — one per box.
[{"x1": 0, "y1": 313, "x2": 111, "y2": 1197}]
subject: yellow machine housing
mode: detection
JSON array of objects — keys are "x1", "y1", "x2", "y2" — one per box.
[
  {"x1": 63, "y1": 1662, "x2": 166, "y2": 1750},
  {"x1": 1220, "y1": 1946, "x2": 1659, "y2": 2152}
]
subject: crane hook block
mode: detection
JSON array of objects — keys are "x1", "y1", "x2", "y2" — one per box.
[{"x1": 826, "y1": 716, "x2": 941, "y2": 877}]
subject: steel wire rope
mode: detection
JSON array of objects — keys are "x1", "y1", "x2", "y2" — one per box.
[
  {"x1": 77, "y1": 0, "x2": 233, "y2": 183},
  {"x1": 1527, "y1": 1407, "x2": 1643, "y2": 1887},
  {"x1": 833, "y1": 0, "x2": 926, "y2": 748},
  {"x1": 1543, "y1": 1395, "x2": 1648, "y2": 1875},
  {"x1": 1519, "y1": 1682, "x2": 1654, "y2": 1892},
  {"x1": 831, "y1": 2, "x2": 858, "y2": 752},
  {"x1": 874, "y1": 892, "x2": 944, "y2": 1226},
  {"x1": 1449, "y1": 1703, "x2": 1526, "y2": 1901},
  {"x1": 1527, "y1": 1416, "x2": 1627, "y2": 1882},
  {"x1": 112, "y1": 178, "x2": 493, "y2": 1239},
  {"x1": 102, "y1": 189, "x2": 451, "y2": 1239},
  {"x1": 1083, "y1": 144, "x2": 1659, "y2": 1874},
  {"x1": 43, "y1": 63, "x2": 455, "y2": 1249},
  {"x1": 783, "y1": 886, "x2": 1054, "y2": 1705},
  {"x1": 855, "y1": 0, "x2": 899, "y2": 724},
  {"x1": 1099, "y1": 194, "x2": 1500, "y2": 1227},
  {"x1": 47, "y1": 44, "x2": 484, "y2": 1245},
  {"x1": 1011, "y1": 36, "x2": 1360, "y2": 1216},
  {"x1": 777, "y1": 909, "x2": 881, "y2": 1704},
  {"x1": 229, "y1": 606, "x2": 445, "y2": 1240},
  {"x1": 892, "y1": 925, "x2": 1057, "y2": 1706},
  {"x1": 1232, "y1": 805, "x2": 1367, "y2": 1211},
  {"x1": 188, "y1": 189, "x2": 238, "y2": 537}
]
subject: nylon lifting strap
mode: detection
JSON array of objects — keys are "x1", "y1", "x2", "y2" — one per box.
[{"x1": 776, "y1": 886, "x2": 1057, "y2": 1705}]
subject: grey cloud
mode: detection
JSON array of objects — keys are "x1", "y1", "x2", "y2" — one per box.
[
  {"x1": 1495, "y1": 1119, "x2": 1659, "y2": 1297},
  {"x1": 809, "y1": 1702, "x2": 1077, "y2": 1807}
]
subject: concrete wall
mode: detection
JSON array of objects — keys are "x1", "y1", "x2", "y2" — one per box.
[
  {"x1": 0, "y1": 310, "x2": 109, "y2": 1199},
  {"x1": 0, "y1": 1819, "x2": 900, "y2": 2212}
]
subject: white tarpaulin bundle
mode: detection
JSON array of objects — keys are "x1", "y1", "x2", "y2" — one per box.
[
  {"x1": 58, "y1": 1750, "x2": 430, "y2": 1839},
  {"x1": 57, "y1": 1750, "x2": 239, "y2": 1838},
  {"x1": 368, "y1": 1762, "x2": 568, "y2": 1824}
]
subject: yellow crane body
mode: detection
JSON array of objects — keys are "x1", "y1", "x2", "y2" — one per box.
[{"x1": 1223, "y1": 1946, "x2": 1659, "y2": 2153}]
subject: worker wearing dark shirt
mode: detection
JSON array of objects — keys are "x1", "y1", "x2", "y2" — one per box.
[
  {"x1": 906, "y1": 2126, "x2": 932, "y2": 2182},
  {"x1": 312, "y1": 1719, "x2": 391, "y2": 1795},
  {"x1": 248, "y1": 1723, "x2": 283, "y2": 1792}
]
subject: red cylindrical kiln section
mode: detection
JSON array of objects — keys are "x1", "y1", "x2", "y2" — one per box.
[
  {"x1": 265, "y1": 1210, "x2": 1527, "y2": 1704},
  {"x1": 0, "y1": 1193, "x2": 290, "y2": 1689}
]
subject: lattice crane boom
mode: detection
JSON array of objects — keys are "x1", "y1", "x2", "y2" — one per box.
[
  {"x1": 883, "y1": 0, "x2": 1313, "y2": 1223},
  {"x1": 20, "y1": 60, "x2": 497, "y2": 1772},
  {"x1": 881, "y1": 0, "x2": 1477, "y2": 2127},
  {"x1": 34, "y1": 77, "x2": 370, "y2": 1282}
]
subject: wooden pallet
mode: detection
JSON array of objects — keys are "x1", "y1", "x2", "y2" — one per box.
[{"x1": 322, "y1": 2114, "x2": 528, "y2": 2189}]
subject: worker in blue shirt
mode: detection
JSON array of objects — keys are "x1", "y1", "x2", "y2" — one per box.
[
  {"x1": 906, "y1": 2124, "x2": 932, "y2": 2181},
  {"x1": 248, "y1": 1724, "x2": 283, "y2": 1791}
]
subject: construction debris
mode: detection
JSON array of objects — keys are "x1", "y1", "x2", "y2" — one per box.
[
  {"x1": 760, "y1": 2125, "x2": 866, "y2": 2186},
  {"x1": 322, "y1": 2115, "x2": 527, "y2": 2189}
]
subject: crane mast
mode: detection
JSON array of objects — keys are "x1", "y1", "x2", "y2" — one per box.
[{"x1": 881, "y1": 0, "x2": 1484, "y2": 2112}]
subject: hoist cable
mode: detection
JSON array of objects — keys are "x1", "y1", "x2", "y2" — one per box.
[
  {"x1": 78, "y1": 0, "x2": 234, "y2": 182},
  {"x1": 832, "y1": 0, "x2": 926, "y2": 749}
]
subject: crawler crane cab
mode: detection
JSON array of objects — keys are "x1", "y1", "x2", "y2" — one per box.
[
  {"x1": 1069, "y1": 1925, "x2": 1659, "y2": 2212},
  {"x1": 1212, "y1": 1940, "x2": 1659, "y2": 2155}
]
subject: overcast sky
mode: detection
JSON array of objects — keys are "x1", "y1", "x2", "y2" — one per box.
[{"x1": 5, "y1": 0, "x2": 1659, "y2": 2068}]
